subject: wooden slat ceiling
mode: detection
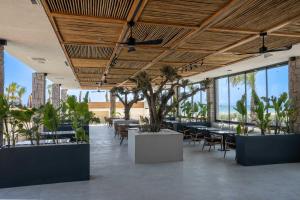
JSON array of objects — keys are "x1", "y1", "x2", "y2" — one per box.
[{"x1": 41, "y1": 0, "x2": 300, "y2": 89}]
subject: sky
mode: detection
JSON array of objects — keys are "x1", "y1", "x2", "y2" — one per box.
[
  {"x1": 4, "y1": 51, "x2": 109, "y2": 104},
  {"x1": 4, "y1": 51, "x2": 34, "y2": 104}
]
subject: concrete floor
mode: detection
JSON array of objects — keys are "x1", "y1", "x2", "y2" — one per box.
[{"x1": 0, "y1": 125, "x2": 300, "y2": 200}]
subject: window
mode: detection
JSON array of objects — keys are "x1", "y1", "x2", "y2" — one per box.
[
  {"x1": 267, "y1": 64, "x2": 289, "y2": 122},
  {"x1": 247, "y1": 69, "x2": 267, "y2": 122},
  {"x1": 178, "y1": 83, "x2": 207, "y2": 118},
  {"x1": 215, "y1": 63, "x2": 288, "y2": 123},
  {"x1": 229, "y1": 74, "x2": 245, "y2": 122}
]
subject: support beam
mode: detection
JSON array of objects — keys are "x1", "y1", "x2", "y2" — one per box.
[
  {"x1": 101, "y1": 0, "x2": 149, "y2": 82},
  {"x1": 52, "y1": 84, "x2": 61, "y2": 109},
  {"x1": 118, "y1": 0, "x2": 246, "y2": 86},
  {"x1": 32, "y1": 73, "x2": 46, "y2": 108},
  {"x1": 208, "y1": 27, "x2": 300, "y2": 38},
  {"x1": 218, "y1": 14, "x2": 300, "y2": 54},
  {"x1": 289, "y1": 57, "x2": 300, "y2": 133}
]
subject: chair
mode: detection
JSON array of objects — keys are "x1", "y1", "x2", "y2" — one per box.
[
  {"x1": 190, "y1": 129, "x2": 204, "y2": 144},
  {"x1": 177, "y1": 125, "x2": 192, "y2": 141},
  {"x1": 104, "y1": 117, "x2": 109, "y2": 126},
  {"x1": 224, "y1": 134, "x2": 236, "y2": 158},
  {"x1": 117, "y1": 125, "x2": 128, "y2": 145},
  {"x1": 108, "y1": 118, "x2": 113, "y2": 127},
  {"x1": 202, "y1": 131, "x2": 222, "y2": 151}
]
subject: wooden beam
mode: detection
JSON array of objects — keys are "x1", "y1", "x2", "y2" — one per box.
[
  {"x1": 101, "y1": 0, "x2": 149, "y2": 81},
  {"x1": 270, "y1": 32, "x2": 300, "y2": 38},
  {"x1": 217, "y1": 14, "x2": 300, "y2": 53},
  {"x1": 208, "y1": 27, "x2": 300, "y2": 38},
  {"x1": 71, "y1": 57, "x2": 192, "y2": 66},
  {"x1": 51, "y1": 12, "x2": 125, "y2": 24},
  {"x1": 118, "y1": 0, "x2": 246, "y2": 86},
  {"x1": 207, "y1": 27, "x2": 258, "y2": 35},
  {"x1": 40, "y1": 0, "x2": 80, "y2": 84},
  {"x1": 71, "y1": 58, "x2": 108, "y2": 68},
  {"x1": 64, "y1": 41, "x2": 217, "y2": 53}
]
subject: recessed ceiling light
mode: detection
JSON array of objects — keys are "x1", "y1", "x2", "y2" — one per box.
[
  {"x1": 31, "y1": 57, "x2": 46, "y2": 64},
  {"x1": 31, "y1": 0, "x2": 41, "y2": 5}
]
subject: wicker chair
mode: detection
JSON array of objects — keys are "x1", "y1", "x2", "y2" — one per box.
[
  {"x1": 224, "y1": 134, "x2": 236, "y2": 158},
  {"x1": 118, "y1": 125, "x2": 128, "y2": 145},
  {"x1": 104, "y1": 117, "x2": 109, "y2": 126},
  {"x1": 202, "y1": 131, "x2": 222, "y2": 151},
  {"x1": 190, "y1": 130, "x2": 204, "y2": 144}
]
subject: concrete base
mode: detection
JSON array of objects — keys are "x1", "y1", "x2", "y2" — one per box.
[{"x1": 128, "y1": 129, "x2": 183, "y2": 163}]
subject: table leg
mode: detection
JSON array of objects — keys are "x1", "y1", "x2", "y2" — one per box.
[{"x1": 222, "y1": 135, "x2": 226, "y2": 151}]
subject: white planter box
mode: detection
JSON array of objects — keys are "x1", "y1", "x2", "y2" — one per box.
[{"x1": 128, "y1": 129, "x2": 183, "y2": 163}]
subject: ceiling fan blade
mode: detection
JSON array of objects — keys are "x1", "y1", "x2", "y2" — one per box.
[
  {"x1": 128, "y1": 46, "x2": 136, "y2": 52},
  {"x1": 135, "y1": 39, "x2": 163, "y2": 45},
  {"x1": 266, "y1": 45, "x2": 292, "y2": 53}
]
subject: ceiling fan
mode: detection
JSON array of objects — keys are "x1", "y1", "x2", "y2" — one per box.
[
  {"x1": 120, "y1": 21, "x2": 163, "y2": 52},
  {"x1": 244, "y1": 32, "x2": 292, "y2": 55},
  {"x1": 91, "y1": 90, "x2": 105, "y2": 93},
  {"x1": 91, "y1": 82, "x2": 105, "y2": 93}
]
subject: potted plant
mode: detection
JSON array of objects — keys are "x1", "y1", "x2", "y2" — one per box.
[
  {"x1": 130, "y1": 66, "x2": 209, "y2": 132},
  {"x1": 127, "y1": 66, "x2": 209, "y2": 163},
  {"x1": 0, "y1": 100, "x2": 91, "y2": 188},
  {"x1": 236, "y1": 91, "x2": 300, "y2": 166},
  {"x1": 110, "y1": 87, "x2": 144, "y2": 120}
]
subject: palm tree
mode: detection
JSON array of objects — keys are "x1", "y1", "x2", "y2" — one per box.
[
  {"x1": 230, "y1": 73, "x2": 256, "y2": 122},
  {"x1": 17, "y1": 87, "x2": 26, "y2": 105},
  {"x1": 6, "y1": 82, "x2": 19, "y2": 103}
]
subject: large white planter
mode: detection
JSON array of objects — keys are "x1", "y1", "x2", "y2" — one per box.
[{"x1": 128, "y1": 129, "x2": 183, "y2": 163}]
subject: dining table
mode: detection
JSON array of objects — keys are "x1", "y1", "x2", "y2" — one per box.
[
  {"x1": 209, "y1": 130, "x2": 236, "y2": 151},
  {"x1": 186, "y1": 124, "x2": 207, "y2": 128}
]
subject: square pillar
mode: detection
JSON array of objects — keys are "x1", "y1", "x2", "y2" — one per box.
[
  {"x1": 52, "y1": 84, "x2": 61, "y2": 109},
  {"x1": 61, "y1": 89, "x2": 68, "y2": 102},
  {"x1": 289, "y1": 57, "x2": 300, "y2": 133},
  {"x1": 207, "y1": 78, "x2": 215, "y2": 123},
  {"x1": 32, "y1": 73, "x2": 46, "y2": 108}
]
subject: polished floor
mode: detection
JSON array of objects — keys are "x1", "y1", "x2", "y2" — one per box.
[{"x1": 0, "y1": 125, "x2": 300, "y2": 200}]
